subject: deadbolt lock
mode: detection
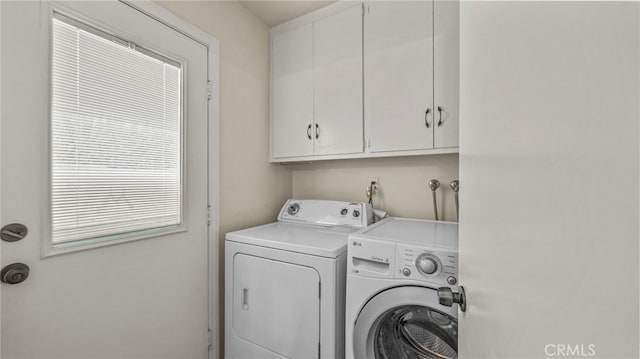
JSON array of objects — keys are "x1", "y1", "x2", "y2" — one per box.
[{"x1": 1, "y1": 223, "x2": 28, "y2": 242}]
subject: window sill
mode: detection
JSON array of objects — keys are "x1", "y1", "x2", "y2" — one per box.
[{"x1": 42, "y1": 224, "x2": 187, "y2": 258}]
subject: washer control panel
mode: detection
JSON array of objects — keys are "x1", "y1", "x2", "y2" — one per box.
[
  {"x1": 279, "y1": 199, "x2": 373, "y2": 228},
  {"x1": 395, "y1": 243, "x2": 457, "y2": 287}
]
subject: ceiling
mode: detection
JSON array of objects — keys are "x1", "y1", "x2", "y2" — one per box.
[{"x1": 239, "y1": 1, "x2": 335, "y2": 27}]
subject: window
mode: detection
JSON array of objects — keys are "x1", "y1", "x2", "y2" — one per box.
[{"x1": 51, "y1": 13, "x2": 183, "y2": 246}]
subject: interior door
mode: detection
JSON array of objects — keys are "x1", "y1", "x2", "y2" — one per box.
[
  {"x1": 364, "y1": 1, "x2": 434, "y2": 153},
  {"x1": 1, "y1": 1, "x2": 210, "y2": 358},
  {"x1": 459, "y1": 2, "x2": 639, "y2": 358},
  {"x1": 233, "y1": 254, "x2": 320, "y2": 359},
  {"x1": 313, "y1": 4, "x2": 363, "y2": 156}
]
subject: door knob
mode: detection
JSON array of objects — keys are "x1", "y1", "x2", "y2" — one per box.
[
  {"x1": 1, "y1": 263, "x2": 30, "y2": 284},
  {"x1": 1, "y1": 223, "x2": 28, "y2": 242},
  {"x1": 438, "y1": 286, "x2": 466, "y2": 312}
]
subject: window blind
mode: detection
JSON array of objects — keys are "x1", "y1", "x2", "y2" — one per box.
[{"x1": 51, "y1": 14, "x2": 182, "y2": 245}]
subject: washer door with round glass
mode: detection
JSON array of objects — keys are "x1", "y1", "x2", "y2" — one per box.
[{"x1": 353, "y1": 286, "x2": 458, "y2": 359}]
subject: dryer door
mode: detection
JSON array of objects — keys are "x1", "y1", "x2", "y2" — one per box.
[
  {"x1": 353, "y1": 286, "x2": 458, "y2": 359},
  {"x1": 233, "y1": 253, "x2": 321, "y2": 358}
]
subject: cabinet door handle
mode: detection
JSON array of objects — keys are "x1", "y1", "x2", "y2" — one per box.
[
  {"x1": 425, "y1": 108, "x2": 431, "y2": 128},
  {"x1": 437, "y1": 106, "x2": 444, "y2": 127},
  {"x1": 315, "y1": 124, "x2": 320, "y2": 139},
  {"x1": 307, "y1": 124, "x2": 312, "y2": 140}
]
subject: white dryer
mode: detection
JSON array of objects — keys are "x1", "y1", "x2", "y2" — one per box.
[
  {"x1": 345, "y1": 217, "x2": 459, "y2": 359},
  {"x1": 225, "y1": 199, "x2": 373, "y2": 359}
]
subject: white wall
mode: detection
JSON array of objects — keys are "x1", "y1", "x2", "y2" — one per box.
[
  {"x1": 292, "y1": 155, "x2": 459, "y2": 222},
  {"x1": 155, "y1": 1, "x2": 292, "y2": 230},
  {"x1": 154, "y1": 1, "x2": 292, "y2": 356}
]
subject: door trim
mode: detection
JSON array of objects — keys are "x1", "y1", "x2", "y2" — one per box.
[
  {"x1": 122, "y1": 4, "x2": 221, "y2": 358},
  {"x1": 123, "y1": 3, "x2": 220, "y2": 358}
]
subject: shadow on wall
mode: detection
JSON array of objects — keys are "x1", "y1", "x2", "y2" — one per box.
[{"x1": 290, "y1": 154, "x2": 459, "y2": 222}]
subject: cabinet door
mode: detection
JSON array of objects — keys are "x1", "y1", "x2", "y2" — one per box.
[
  {"x1": 233, "y1": 254, "x2": 320, "y2": 358},
  {"x1": 271, "y1": 24, "x2": 314, "y2": 158},
  {"x1": 314, "y1": 5, "x2": 364, "y2": 156},
  {"x1": 364, "y1": 1, "x2": 434, "y2": 153},
  {"x1": 434, "y1": 0, "x2": 459, "y2": 148}
]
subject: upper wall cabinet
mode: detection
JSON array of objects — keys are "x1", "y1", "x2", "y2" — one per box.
[
  {"x1": 271, "y1": 4, "x2": 363, "y2": 160},
  {"x1": 365, "y1": 0, "x2": 459, "y2": 153},
  {"x1": 270, "y1": 1, "x2": 459, "y2": 162}
]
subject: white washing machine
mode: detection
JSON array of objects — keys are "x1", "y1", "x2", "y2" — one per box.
[
  {"x1": 225, "y1": 199, "x2": 373, "y2": 359},
  {"x1": 345, "y1": 217, "x2": 460, "y2": 359}
]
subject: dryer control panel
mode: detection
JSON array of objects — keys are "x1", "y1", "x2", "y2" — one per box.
[
  {"x1": 278, "y1": 199, "x2": 373, "y2": 228},
  {"x1": 395, "y1": 243, "x2": 458, "y2": 287}
]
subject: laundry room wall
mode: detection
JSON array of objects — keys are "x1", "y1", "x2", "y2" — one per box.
[
  {"x1": 291, "y1": 155, "x2": 459, "y2": 222},
  {"x1": 154, "y1": 0, "x2": 292, "y2": 355},
  {"x1": 153, "y1": 1, "x2": 292, "y2": 233}
]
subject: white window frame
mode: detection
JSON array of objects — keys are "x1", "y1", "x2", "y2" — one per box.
[
  {"x1": 48, "y1": 10, "x2": 188, "y2": 250},
  {"x1": 39, "y1": 2, "x2": 220, "y2": 356}
]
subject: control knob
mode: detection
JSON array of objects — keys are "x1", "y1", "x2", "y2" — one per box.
[
  {"x1": 287, "y1": 203, "x2": 300, "y2": 216},
  {"x1": 416, "y1": 254, "x2": 438, "y2": 275},
  {"x1": 352, "y1": 209, "x2": 360, "y2": 218},
  {"x1": 340, "y1": 208, "x2": 348, "y2": 216}
]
